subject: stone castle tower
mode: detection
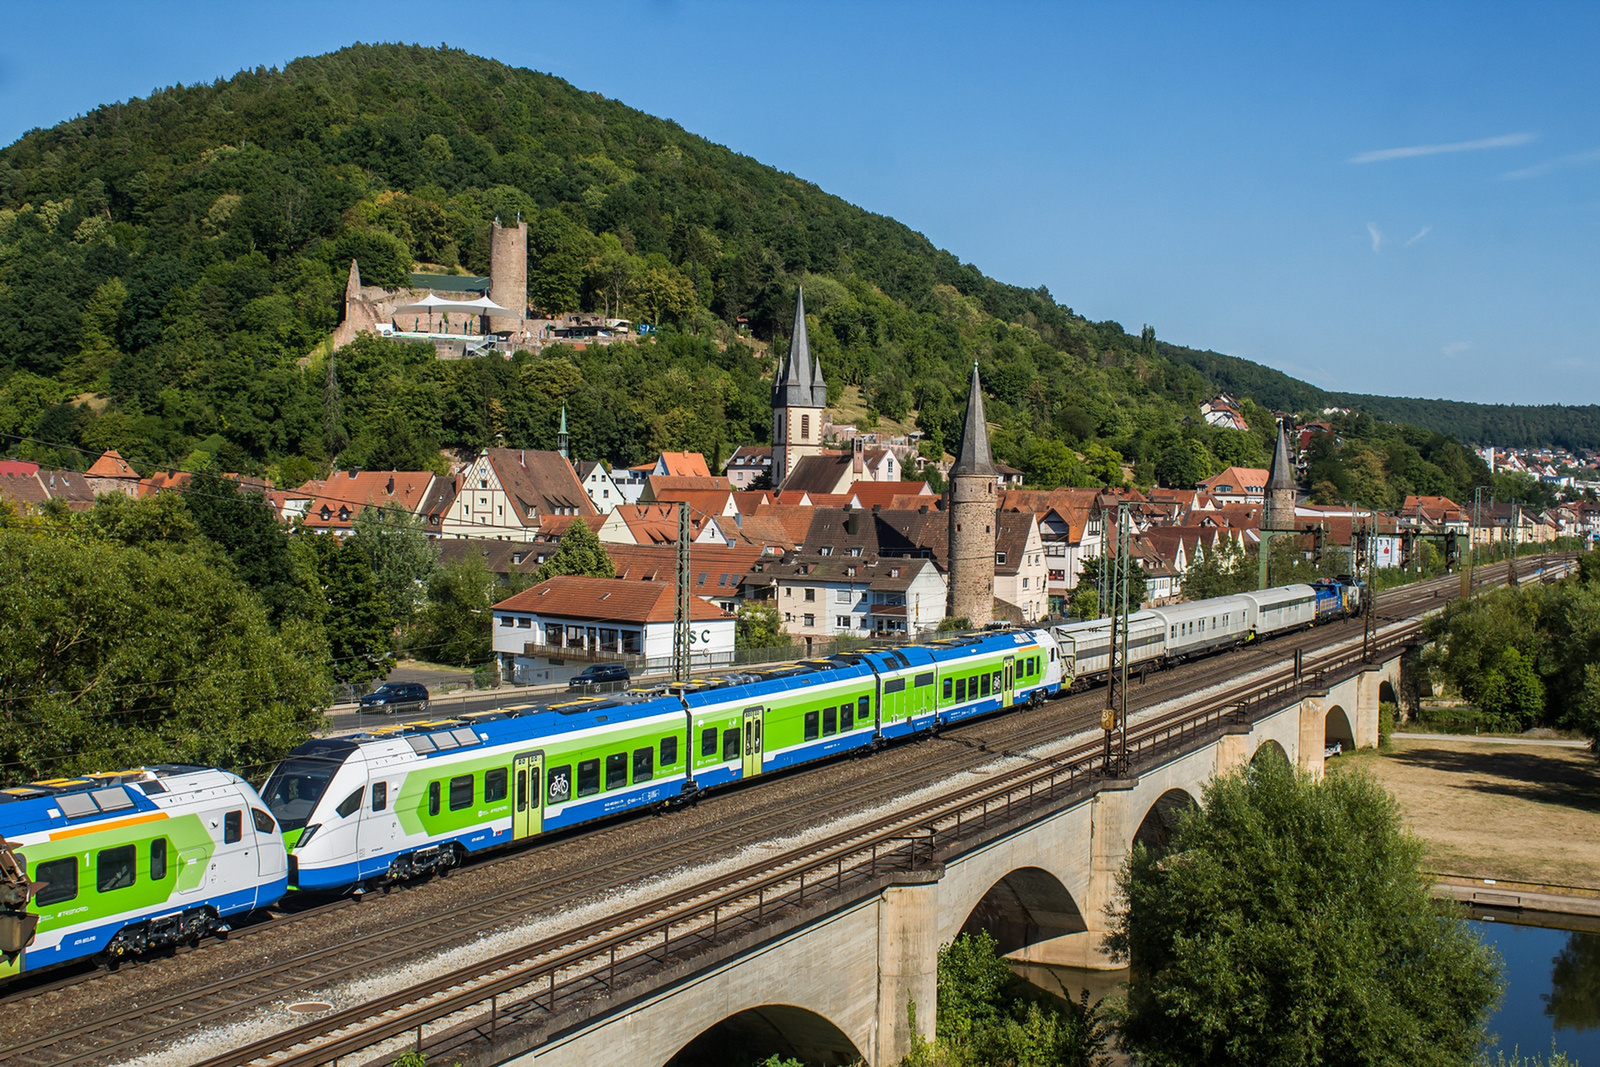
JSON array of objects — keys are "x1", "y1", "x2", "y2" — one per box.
[
  {"x1": 1264, "y1": 419, "x2": 1297, "y2": 533},
  {"x1": 771, "y1": 288, "x2": 827, "y2": 484},
  {"x1": 488, "y1": 218, "x2": 528, "y2": 335},
  {"x1": 947, "y1": 362, "x2": 997, "y2": 625}
]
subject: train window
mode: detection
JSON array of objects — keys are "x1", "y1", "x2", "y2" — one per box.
[
  {"x1": 604, "y1": 753, "x2": 629, "y2": 791},
  {"x1": 336, "y1": 788, "x2": 363, "y2": 818},
  {"x1": 884, "y1": 678, "x2": 906, "y2": 693},
  {"x1": 372, "y1": 782, "x2": 388, "y2": 812},
  {"x1": 942, "y1": 677, "x2": 953, "y2": 700},
  {"x1": 1171, "y1": 626, "x2": 1176, "y2": 638},
  {"x1": 547, "y1": 766, "x2": 572, "y2": 804},
  {"x1": 701, "y1": 727, "x2": 718, "y2": 758},
  {"x1": 428, "y1": 781, "x2": 441, "y2": 815},
  {"x1": 224, "y1": 810, "x2": 242, "y2": 844},
  {"x1": 915, "y1": 672, "x2": 934, "y2": 687},
  {"x1": 859, "y1": 697, "x2": 871, "y2": 722},
  {"x1": 981, "y1": 673, "x2": 992, "y2": 697},
  {"x1": 956, "y1": 677, "x2": 967, "y2": 702},
  {"x1": 838, "y1": 703, "x2": 852, "y2": 730},
  {"x1": 662, "y1": 736, "x2": 679, "y2": 767},
  {"x1": 97, "y1": 845, "x2": 136, "y2": 893},
  {"x1": 578, "y1": 760, "x2": 601, "y2": 796},
  {"x1": 34, "y1": 858, "x2": 77, "y2": 906},
  {"x1": 633, "y1": 747, "x2": 654, "y2": 783},
  {"x1": 723, "y1": 729, "x2": 739, "y2": 762},
  {"x1": 804, "y1": 711, "x2": 820, "y2": 741},
  {"x1": 823, "y1": 707, "x2": 837, "y2": 735},
  {"x1": 449, "y1": 775, "x2": 474, "y2": 811},
  {"x1": 485, "y1": 768, "x2": 508, "y2": 803},
  {"x1": 253, "y1": 808, "x2": 277, "y2": 834},
  {"x1": 150, "y1": 837, "x2": 168, "y2": 881}
]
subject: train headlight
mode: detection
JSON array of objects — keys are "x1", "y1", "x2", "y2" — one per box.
[{"x1": 295, "y1": 824, "x2": 320, "y2": 850}]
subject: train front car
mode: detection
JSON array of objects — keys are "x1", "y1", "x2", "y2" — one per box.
[
  {"x1": 267, "y1": 700, "x2": 696, "y2": 894},
  {"x1": 0, "y1": 766, "x2": 287, "y2": 981}
]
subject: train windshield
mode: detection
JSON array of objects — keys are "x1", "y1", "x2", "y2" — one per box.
[{"x1": 260, "y1": 740, "x2": 357, "y2": 831}]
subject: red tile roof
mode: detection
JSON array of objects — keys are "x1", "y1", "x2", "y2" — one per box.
[
  {"x1": 657, "y1": 451, "x2": 712, "y2": 478},
  {"x1": 493, "y1": 574, "x2": 734, "y2": 623},
  {"x1": 85, "y1": 449, "x2": 137, "y2": 480}
]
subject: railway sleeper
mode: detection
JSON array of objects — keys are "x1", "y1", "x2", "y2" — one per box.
[{"x1": 97, "y1": 906, "x2": 222, "y2": 965}]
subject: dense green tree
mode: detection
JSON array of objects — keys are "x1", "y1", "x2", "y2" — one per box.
[
  {"x1": 300, "y1": 534, "x2": 395, "y2": 686},
  {"x1": 1077, "y1": 556, "x2": 1148, "y2": 611},
  {"x1": 533, "y1": 520, "x2": 616, "y2": 580},
  {"x1": 735, "y1": 602, "x2": 790, "y2": 650},
  {"x1": 418, "y1": 556, "x2": 494, "y2": 666},
  {"x1": 907, "y1": 931, "x2": 1109, "y2": 1067},
  {"x1": 351, "y1": 501, "x2": 437, "y2": 623},
  {"x1": 0, "y1": 526, "x2": 329, "y2": 780},
  {"x1": 183, "y1": 468, "x2": 319, "y2": 623},
  {"x1": 1108, "y1": 756, "x2": 1502, "y2": 1066}
]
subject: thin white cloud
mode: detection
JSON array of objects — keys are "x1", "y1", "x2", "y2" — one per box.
[
  {"x1": 1441, "y1": 341, "x2": 1469, "y2": 358},
  {"x1": 1500, "y1": 147, "x2": 1600, "y2": 181},
  {"x1": 1367, "y1": 223, "x2": 1382, "y2": 253},
  {"x1": 1405, "y1": 226, "x2": 1431, "y2": 247},
  {"x1": 1349, "y1": 132, "x2": 1535, "y2": 164}
]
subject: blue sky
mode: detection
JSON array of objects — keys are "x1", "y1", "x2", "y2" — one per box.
[{"x1": 2, "y1": 2, "x2": 1596, "y2": 405}]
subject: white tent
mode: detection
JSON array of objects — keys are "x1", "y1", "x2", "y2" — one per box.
[{"x1": 394, "y1": 292, "x2": 504, "y2": 315}]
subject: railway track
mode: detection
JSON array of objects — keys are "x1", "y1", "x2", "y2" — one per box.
[{"x1": 1, "y1": 556, "x2": 1567, "y2": 1066}]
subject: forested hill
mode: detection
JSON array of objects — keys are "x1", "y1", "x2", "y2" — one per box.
[
  {"x1": 1159, "y1": 345, "x2": 1600, "y2": 451},
  {"x1": 0, "y1": 44, "x2": 1575, "y2": 511}
]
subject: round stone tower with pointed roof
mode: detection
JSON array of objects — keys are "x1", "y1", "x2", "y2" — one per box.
[
  {"x1": 1264, "y1": 419, "x2": 1297, "y2": 533},
  {"x1": 771, "y1": 288, "x2": 827, "y2": 484},
  {"x1": 947, "y1": 363, "x2": 996, "y2": 625}
]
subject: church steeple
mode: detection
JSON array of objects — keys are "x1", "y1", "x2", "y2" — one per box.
[
  {"x1": 558, "y1": 404, "x2": 569, "y2": 461},
  {"x1": 771, "y1": 287, "x2": 827, "y2": 485}
]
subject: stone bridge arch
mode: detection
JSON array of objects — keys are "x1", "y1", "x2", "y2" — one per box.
[
  {"x1": 1325, "y1": 704, "x2": 1355, "y2": 754},
  {"x1": 1252, "y1": 738, "x2": 1290, "y2": 767},
  {"x1": 958, "y1": 865, "x2": 1088, "y2": 956},
  {"x1": 1133, "y1": 787, "x2": 1200, "y2": 854},
  {"x1": 1378, "y1": 679, "x2": 1398, "y2": 707},
  {"x1": 665, "y1": 1004, "x2": 865, "y2": 1067}
]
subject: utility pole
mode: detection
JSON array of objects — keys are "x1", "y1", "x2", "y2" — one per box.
[
  {"x1": 1362, "y1": 508, "x2": 1378, "y2": 662},
  {"x1": 1508, "y1": 501, "x2": 1521, "y2": 586},
  {"x1": 673, "y1": 502, "x2": 691, "y2": 683},
  {"x1": 1465, "y1": 486, "x2": 1484, "y2": 597},
  {"x1": 1102, "y1": 502, "x2": 1131, "y2": 776}
]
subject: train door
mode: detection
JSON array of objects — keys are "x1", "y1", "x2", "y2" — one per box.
[
  {"x1": 513, "y1": 751, "x2": 544, "y2": 840},
  {"x1": 742, "y1": 707, "x2": 764, "y2": 778},
  {"x1": 1003, "y1": 656, "x2": 1015, "y2": 707}
]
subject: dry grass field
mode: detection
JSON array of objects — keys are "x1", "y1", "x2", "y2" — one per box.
[{"x1": 1335, "y1": 737, "x2": 1600, "y2": 887}]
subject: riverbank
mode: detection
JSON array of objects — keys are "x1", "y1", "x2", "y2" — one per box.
[{"x1": 1333, "y1": 735, "x2": 1600, "y2": 888}]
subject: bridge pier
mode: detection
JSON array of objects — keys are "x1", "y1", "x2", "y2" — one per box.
[{"x1": 876, "y1": 874, "x2": 941, "y2": 1063}]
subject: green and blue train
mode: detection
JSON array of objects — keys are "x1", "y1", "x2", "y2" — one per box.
[
  {"x1": 264, "y1": 628, "x2": 1060, "y2": 892},
  {"x1": 0, "y1": 766, "x2": 287, "y2": 980}
]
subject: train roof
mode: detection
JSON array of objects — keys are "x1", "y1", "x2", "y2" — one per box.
[{"x1": 0, "y1": 765, "x2": 226, "y2": 838}]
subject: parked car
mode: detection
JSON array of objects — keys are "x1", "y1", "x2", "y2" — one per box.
[
  {"x1": 567, "y1": 663, "x2": 631, "y2": 691},
  {"x1": 359, "y1": 682, "x2": 430, "y2": 713}
]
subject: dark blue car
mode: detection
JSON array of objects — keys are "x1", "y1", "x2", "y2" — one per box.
[{"x1": 359, "y1": 682, "x2": 430, "y2": 713}]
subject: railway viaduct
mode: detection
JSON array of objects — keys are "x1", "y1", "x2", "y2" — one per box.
[{"x1": 494, "y1": 650, "x2": 1404, "y2": 1067}]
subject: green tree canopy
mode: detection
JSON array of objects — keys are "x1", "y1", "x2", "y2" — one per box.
[
  {"x1": 300, "y1": 533, "x2": 395, "y2": 686},
  {"x1": 533, "y1": 519, "x2": 615, "y2": 581},
  {"x1": 1108, "y1": 755, "x2": 1502, "y2": 1067},
  {"x1": 418, "y1": 556, "x2": 494, "y2": 667},
  {"x1": 0, "y1": 524, "x2": 329, "y2": 780},
  {"x1": 735, "y1": 602, "x2": 790, "y2": 651},
  {"x1": 351, "y1": 500, "x2": 437, "y2": 622}
]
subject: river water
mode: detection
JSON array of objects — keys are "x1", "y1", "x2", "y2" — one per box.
[
  {"x1": 1474, "y1": 914, "x2": 1600, "y2": 1062},
  {"x1": 1014, "y1": 914, "x2": 1600, "y2": 1063}
]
